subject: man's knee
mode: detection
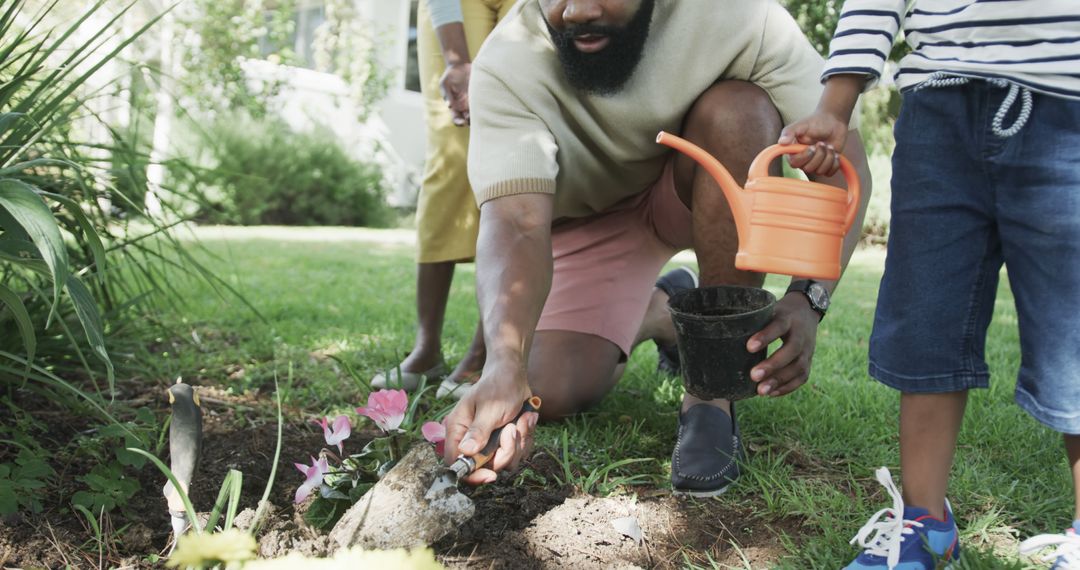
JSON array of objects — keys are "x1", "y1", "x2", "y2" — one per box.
[
  {"x1": 527, "y1": 331, "x2": 622, "y2": 420},
  {"x1": 683, "y1": 80, "x2": 783, "y2": 144}
]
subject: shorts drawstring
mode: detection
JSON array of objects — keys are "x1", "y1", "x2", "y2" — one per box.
[{"x1": 915, "y1": 72, "x2": 1033, "y2": 138}]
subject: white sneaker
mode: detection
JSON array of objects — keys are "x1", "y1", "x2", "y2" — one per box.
[
  {"x1": 1020, "y1": 527, "x2": 1080, "y2": 569},
  {"x1": 370, "y1": 361, "x2": 447, "y2": 391},
  {"x1": 435, "y1": 372, "x2": 480, "y2": 400}
]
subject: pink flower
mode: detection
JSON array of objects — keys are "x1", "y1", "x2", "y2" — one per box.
[
  {"x1": 422, "y1": 421, "x2": 446, "y2": 456},
  {"x1": 315, "y1": 415, "x2": 351, "y2": 454},
  {"x1": 355, "y1": 389, "x2": 408, "y2": 432},
  {"x1": 294, "y1": 456, "x2": 329, "y2": 504}
]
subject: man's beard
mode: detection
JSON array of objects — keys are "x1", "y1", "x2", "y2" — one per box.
[{"x1": 545, "y1": 0, "x2": 656, "y2": 96}]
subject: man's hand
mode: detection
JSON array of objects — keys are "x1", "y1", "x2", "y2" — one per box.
[
  {"x1": 745, "y1": 292, "x2": 820, "y2": 397},
  {"x1": 440, "y1": 62, "x2": 471, "y2": 126},
  {"x1": 443, "y1": 366, "x2": 537, "y2": 485},
  {"x1": 778, "y1": 110, "x2": 849, "y2": 177}
]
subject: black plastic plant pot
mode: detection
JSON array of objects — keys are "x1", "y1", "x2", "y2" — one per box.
[{"x1": 668, "y1": 285, "x2": 776, "y2": 401}]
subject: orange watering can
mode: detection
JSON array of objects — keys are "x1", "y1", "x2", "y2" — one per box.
[{"x1": 656, "y1": 131, "x2": 860, "y2": 280}]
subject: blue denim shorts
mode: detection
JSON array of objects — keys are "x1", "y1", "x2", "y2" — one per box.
[{"x1": 869, "y1": 79, "x2": 1080, "y2": 434}]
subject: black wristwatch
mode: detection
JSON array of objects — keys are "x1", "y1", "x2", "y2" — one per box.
[{"x1": 787, "y1": 280, "x2": 830, "y2": 321}]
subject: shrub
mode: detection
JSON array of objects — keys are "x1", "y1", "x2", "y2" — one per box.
[{"x1": 175, "y1": 115, "x2": 390, "y2": 227}]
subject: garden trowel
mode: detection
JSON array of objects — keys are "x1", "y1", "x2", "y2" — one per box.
[
  {"x1": 425, "y1": 396, "x2": 542, "y2": 499},
  {"x1": 163, "y1": 379, "x2": 203, "y2": 544}
]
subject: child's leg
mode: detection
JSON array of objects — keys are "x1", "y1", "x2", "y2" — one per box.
[
  {"x1": 869, "y1": 83, "x2": 1001, "y2": 500},
  {"x1": 900, "y1": 391, "x2": 968, "y2": 520}
]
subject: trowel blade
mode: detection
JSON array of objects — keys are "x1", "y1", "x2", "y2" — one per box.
[{"x1": 424, "y1": 471, "x2": 458, "y2": 500}]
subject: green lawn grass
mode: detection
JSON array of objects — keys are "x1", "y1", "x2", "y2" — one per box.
[{"x1": 159, "y1": 225, "x2": 1070, "y2": 568}]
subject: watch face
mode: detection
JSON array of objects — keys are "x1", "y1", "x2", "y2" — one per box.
[{"x1": 808, "y1": 284, "x2": 830, "y2": 310}]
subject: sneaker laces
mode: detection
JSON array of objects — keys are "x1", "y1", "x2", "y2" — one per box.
[
  {"x1": 850, "y1": 467, "x2": 924, "y2": 569},
  {"x1": 1020, "y1": 529, "x2": 1080, "y2": 568}
]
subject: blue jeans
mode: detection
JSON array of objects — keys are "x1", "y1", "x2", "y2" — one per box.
[{"x1": 869, "y1": 80, "x2": 1080, "y2": 434}]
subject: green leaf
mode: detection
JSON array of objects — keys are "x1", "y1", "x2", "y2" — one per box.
[
  {"x1": 135, "y1": 407, "x2": 155, "y2": 425},
  {"x1": 0, "y1": 479, "x2": 16, "y2": 515},
  {"x1": 0, "y1": 178, "x2": 68, "y2": 326},
  {"x1": 0, "y1": 158, "x2": 69, "y2": 176},
  {"x1": 0, "y1": 282, "x2": 35, "y2": 364},
  {"x1": 206, "y1": 469, "x2": 243, "y2": 532},
  {"x1": 71, "y1": 490, "x2": 93, "y2": 509},
  {"x1": 41, "y1": 191, "x2": 105, "y2": 272},
  {"x1": 0, "y1": 112, "x2": 25, "y2": 135},
  {"x1": 115, "y1": 445, "x2": 145, "y2": 468},
  {"x1": 303, "y1": 497, "x2": 347, "y2": 531},
  {"x1": 16, "y1": 478, "x2": 45, "y2": 490},
  {"x1": 319, "y1": 485, "x2": 349, "y2": 501},
  {"x1": 0, "y1": 238, "x2": 42, "y2": 262},
  {"x1": 14, "y1": 449, "x2": 53, "y2": 480},
  {"x1": 0, "y1": 203, "x2": 30, "y2": 241},
  {"x1": 347, "y1": 482, "x2": 373, "y2": 501},
  {"x1": 65, "y1": 274, "x2": 114, "y2": 392}
]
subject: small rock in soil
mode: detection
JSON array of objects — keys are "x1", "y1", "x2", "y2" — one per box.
[{"x1": 329, "y1": 443, "x2": 475, "y2": 550}]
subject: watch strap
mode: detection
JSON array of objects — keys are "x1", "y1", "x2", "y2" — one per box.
[{"x1": 787, "y1": 280, "x2": 827, "y2": 321}]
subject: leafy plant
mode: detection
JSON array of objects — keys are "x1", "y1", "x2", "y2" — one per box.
[
  {"x1": 70, "y1": 408, "x2": 157, "y2": 514},
  {"x1": 175, "y1": 0, "x2": 298, "y2": 118},
  {"x1": 0, "y1": 0, "x2": 166, "y2": 389},
  {"x1": 71, "y1": 461, "x2": 140, "y2": 514},
  {"x1": 0, "y1": 0, "x2": 264, "y2": 521},
  {"x1": 297, "y1": 387, "x2": 447, "y2": 531},
  {"x1": 312, "y1": 0, "x2": 392, "y2": 122},
  {"x1": 170, "y1": 115, "x2": 390, "y2": 227},
  {"x1": 0, "y1": 447, "x2": 54, "y2": 514}
]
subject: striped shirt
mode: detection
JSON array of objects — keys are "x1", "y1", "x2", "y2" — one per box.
[{"x1": 823, "y1": 0, "x2": 1080, "y2": 99}]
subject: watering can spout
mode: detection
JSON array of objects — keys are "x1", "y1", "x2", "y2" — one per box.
[{"x1": 655, "y1": 131, "x2": 750, "y2": 236}]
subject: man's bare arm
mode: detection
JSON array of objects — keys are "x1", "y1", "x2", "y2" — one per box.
[{"x1": 442, "y1": 192, "x2": 553, "y2": 484}]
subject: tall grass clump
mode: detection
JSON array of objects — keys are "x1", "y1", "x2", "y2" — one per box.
[{"x1": 0, "y1": 0, "x2": 238, "y2": 517}]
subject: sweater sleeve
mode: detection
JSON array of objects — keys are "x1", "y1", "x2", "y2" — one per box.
[
  {"x1": 467, "y1": 64, "x2": 559, "y2": 206},
  {"x1": 821, "y1": 0, "x2": 905, "y2": 89},
  {"x1": 427, "y1": 0, "x2": 463, "y2": 29}
]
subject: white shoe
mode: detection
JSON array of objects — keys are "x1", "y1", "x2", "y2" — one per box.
[
  {"x1": 435, "y1": 372, "x2": 480, "y2": 400},
  {"x1": 370, "y1": 361, "x2": 447, "y2": 391},
  {"x1": 1020, "y1": 527, "x2": 1080, "y2": 569}
]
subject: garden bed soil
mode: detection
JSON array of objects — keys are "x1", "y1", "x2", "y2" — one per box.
[{"x1": 0, "y1": 384, "x2": 800, "y2": 569}]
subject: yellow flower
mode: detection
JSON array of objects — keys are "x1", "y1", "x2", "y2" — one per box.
[
  {"x1": 243, "y1": 547, "x2": 443, "y2": 570},
  {"x1": 167, "y1": 529, "x2": 257, "y2": 569}
]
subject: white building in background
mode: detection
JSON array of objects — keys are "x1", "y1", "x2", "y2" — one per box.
[
  {"x1": 251, "y1": 0, "x2": 428, "y2": 208},
  {"x1": 82, "y1": 0, "x2": 428, "y2": 211}
]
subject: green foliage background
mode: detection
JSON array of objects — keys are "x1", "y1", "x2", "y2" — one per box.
[{"x1": 170, "y1": 115, "x2": 390, "y2": 227}]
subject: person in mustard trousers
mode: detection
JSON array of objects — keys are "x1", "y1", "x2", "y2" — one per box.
[{"x1": 372, "y1": 0, "x2": 517, "y2": 400}]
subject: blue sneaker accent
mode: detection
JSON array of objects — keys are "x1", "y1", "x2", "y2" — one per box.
[{"x1": 845, "y1": 468, "x2": 960, "y2": 570}]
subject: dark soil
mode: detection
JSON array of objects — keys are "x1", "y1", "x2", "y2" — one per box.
[{"x1": 0, "y1": 384, "x2": 802, "y2": 569}]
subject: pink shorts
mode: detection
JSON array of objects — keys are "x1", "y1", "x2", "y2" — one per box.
[{"x1": 538, "y1": 161, "x2": 694, "y2": 356}]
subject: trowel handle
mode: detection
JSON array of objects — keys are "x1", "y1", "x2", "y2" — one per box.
[{"x1": 471, "y1": 396, "x2": 542, "y2": 472}]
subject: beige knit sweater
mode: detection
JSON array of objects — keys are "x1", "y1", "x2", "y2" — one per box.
[{"x1": 467, "y1": 0, "x2": 846, "y2": 220}]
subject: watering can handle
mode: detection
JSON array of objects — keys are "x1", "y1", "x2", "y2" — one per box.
[{"x1": 748, "y1": 144, "x2": 862, "y2": 234}]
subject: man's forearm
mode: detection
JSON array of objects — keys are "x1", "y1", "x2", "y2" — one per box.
[{"x1": 476, "y1": 195, "x2": 555, "y2": 375}]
